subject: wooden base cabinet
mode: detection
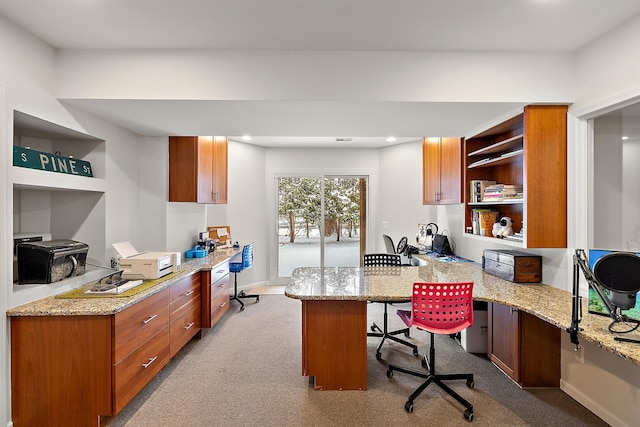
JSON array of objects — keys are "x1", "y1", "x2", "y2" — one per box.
[
  {"x1": 301, "y1": 300, "x2": 367, "y2": 390},
  {"x1": 487, "y1": 302, "x2": 560, "y2": 388},
  {"x1": 10, "y1": 272, "x2": 209, "y2": 427},
  {"x1": 201, "y1": 259, "x2": 230, "y2": 333},
  {"x1": 169, "y1": 273, "x2": 202, "y2": 357}
]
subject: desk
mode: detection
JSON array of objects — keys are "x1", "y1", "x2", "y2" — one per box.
[{"x1": 285, "y1": 257, "x2": 640, "y2": 390}]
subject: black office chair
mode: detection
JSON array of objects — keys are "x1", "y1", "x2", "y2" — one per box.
[
  {"x1": 229, "y1": 242, "x2": 259, "y2": 311},
  {"x1": 383, "y1": 234, "x2": 396, "y2": 255},
  {"x1": 364, "y1": 253, "x2": 419, "y2": 360},
  {"x1": 387, "y1": 282, "x2": 475, "y2": 421}
]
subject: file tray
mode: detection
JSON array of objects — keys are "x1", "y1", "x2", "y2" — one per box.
[{"x1": 185, "y1": 246, "x2": 208, "y2": 258}]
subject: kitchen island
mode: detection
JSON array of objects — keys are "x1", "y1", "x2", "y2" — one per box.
[{"x1": 285, "y1": 256, "x2": 640, "y2": 390}]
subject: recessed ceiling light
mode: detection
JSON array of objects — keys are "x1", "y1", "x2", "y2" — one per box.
[
  {"x1": 386, "y1": 137, "x2": 397, "y2": 142},
  {"x1": 241, "y1": 135, "x2": 252, "y2": 141},
  {"x1": 622, "y1": 136, "x2": 629, "y2": 140},
  {"x1": 335, "y1": 137, "x2": 352, "y2": 142}
]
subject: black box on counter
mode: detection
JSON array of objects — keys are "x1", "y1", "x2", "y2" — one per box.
[
  {"x1": 17, "y1": 239, "x2": 89, "y2": 284},
  {"x1": 482, "y1": 249, "x2": 541, "y2": 283}
]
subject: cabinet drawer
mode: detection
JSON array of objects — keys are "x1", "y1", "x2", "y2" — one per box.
[
  {"x1": 210, "y1": 260, "x2": 229, "y2": 284},
  {"x1": 114, "y1": 289, "x2": 169, "y2": 363},
  {"x1": 113, "y1": 326, "x2": 170, "y2": 413},
  {"x1": 210, "y1": 281, "x2": 229, "y2": 326},
  {"x1": 170, "y1": 274, "x2": 201, "y2": 315},
  {"x1": 170, "y1": 296, "x2": 202, "y2": 358}
]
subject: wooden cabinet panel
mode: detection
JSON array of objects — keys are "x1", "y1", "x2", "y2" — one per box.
[
  {"x1": 11, "y1": 316, "x2": 112, "y2": 427},
  {"x1": 170, "y1": 296, "x2": 202, "y2": 357},
  {"x1": 202, "y1": 262, "x2": 230, "y2": 331},
  {"x1": 113, "y1": 326, "x2": 170, "y2": 413},
  {"x1": 422, "y1": 137, "x2": 462, "y2": 205},
  {"x1": 168, "y1": 136, "x2": 228, "y2": 203},
  {"x1": 169, "y1": 273, "x2": 201, "y2": 321},
  {"x1": 302, "y1": 300, "x2": 367, "y2": 390},
  {"x1": 488, "y1": 302, "x2": 560, "y2": 388},
  {"x1": 488, "y1": 303, "x2": 519, "y2": 379},
  {"x1": 113, "y1": 288, "x2": 169, "y2": 363}
]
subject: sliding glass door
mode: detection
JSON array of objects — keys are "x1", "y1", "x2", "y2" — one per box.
[{"x1": 277, "y1": 175, "x2": 367, "y2": 277}]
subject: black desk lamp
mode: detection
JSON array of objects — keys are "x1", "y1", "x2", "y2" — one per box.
[{"x1": 568, "y1": 249, "x2": 640, "y2": 347}]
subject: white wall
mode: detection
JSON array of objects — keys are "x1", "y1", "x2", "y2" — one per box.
[{"x1": 0, "y1": 15, "x2": 144, "y2": 427}]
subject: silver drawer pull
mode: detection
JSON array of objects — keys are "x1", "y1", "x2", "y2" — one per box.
[
  {"x1": 216, "y1": 269, "x2": 225, "y2": 274},
  {"x1": 143, "y1": 314, "x2": 157, "y2": 324},
  {"x1": 217, "y1": 283, "x2": 225, "y2": 288},
  {"x1": 142, "y1": 356, "x2": 158, "y2": 369},
  {"x1": 219, "y1": 302, "x2": 227, "y2": 308},
  {"x1": 184, "y1": 290, "x2": 194, "y2": 297},
  {"x1": 184, "y1": 321, "x2": 195, "y2": 330}
]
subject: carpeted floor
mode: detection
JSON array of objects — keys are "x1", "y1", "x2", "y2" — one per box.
[{"x1": 107, "y1": 294, "x2": 608, "y2": 427}]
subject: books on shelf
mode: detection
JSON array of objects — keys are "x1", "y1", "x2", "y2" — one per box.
[
  {"x1": 469, "y1": 180, "x2": 496, "y2": 203},
  {"x1": 482, "y1": 183, "x2": 523, "y2": 202},
  {"x1": 470, "y1": 208, "x2": 499, "y2": 236}
]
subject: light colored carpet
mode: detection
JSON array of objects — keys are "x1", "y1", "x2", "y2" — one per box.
[{"x1": 107, "y1": 295, "x2": 608, "y2": 427}]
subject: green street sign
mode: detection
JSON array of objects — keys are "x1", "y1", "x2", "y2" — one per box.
[{"x1": 13, "y1": 146, "x2": 94, "y2": 177}]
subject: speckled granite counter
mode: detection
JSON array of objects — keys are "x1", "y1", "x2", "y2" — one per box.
[
  {"x1": 285, "y1": 255, "x2": 640, "y2": 367},
  {"x1": 6, "y1": 247, "x2": 240, "y2": 317}
]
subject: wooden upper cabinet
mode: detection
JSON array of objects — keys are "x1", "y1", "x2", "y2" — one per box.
[
  {"x1": 463, "y1": 105, "x2": 567, "y2": 248},
  {"x1": 422, "y1": 137, "x2": 463, "y2": 205},
  {"x1": 168, "y1": 136, "x2": 228, "y2": 203}
]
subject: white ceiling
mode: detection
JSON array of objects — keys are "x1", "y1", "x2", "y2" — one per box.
[{"x1": 2, "y1": 0, "x2": 640, "y2": 147}]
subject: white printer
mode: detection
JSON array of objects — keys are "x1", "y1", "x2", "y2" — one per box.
[{"x1": 113, "y1": 241, "x2": 181, "y2": 280}]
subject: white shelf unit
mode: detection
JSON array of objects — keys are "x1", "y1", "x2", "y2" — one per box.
[{"x1": 11, "y1": 110, "x2": 107, "y2": 300}]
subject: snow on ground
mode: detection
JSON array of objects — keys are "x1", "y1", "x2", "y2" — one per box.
[{"x1": 278, "y1": 235, "x2": 360, "y2": 277}]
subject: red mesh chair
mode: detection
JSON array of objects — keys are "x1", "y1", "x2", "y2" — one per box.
[{"x1": 386, "y1": 282, "x2": 475, "y2": 422}]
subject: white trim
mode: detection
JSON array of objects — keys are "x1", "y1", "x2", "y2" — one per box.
[
  {"x1": 0, "y1": 83, "x2": 10, "y2": 426},
  {"x1": 570, "y1": 86, "x2": 640, "y2": 120},
  {"x1": 560, "y1": 379, "x2": 627, "y2": 427}
]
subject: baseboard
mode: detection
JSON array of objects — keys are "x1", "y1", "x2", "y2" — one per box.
[{"x1": 560, "y1": 379, "x2": 625, "y2": 427}]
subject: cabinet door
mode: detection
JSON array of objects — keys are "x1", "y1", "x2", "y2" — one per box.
[
  {"x1": 422, "y1": 138, "x2": 442, "y2": 204},
  {"x1": 422, "y1": 137, "x2": 462, "y2": 205},
  {"x1": 438, "y1": 137, "x2": 462, "y2": 204},
  {"x1": 197, "y1": 136, "x2": 216, "y2": 203},
  {"x1": 168, "y1": 136, "x2": 228, "y2": 204},
  {"x1": 212, "y1": 136, "x2": 228, "y2": 203},
  {"x1": 488, "y1": 303, "x2": 519, "y2": 381}
]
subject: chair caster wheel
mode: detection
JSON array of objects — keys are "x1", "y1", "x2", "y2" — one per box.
[
  {"x1": 421, "y1": 358, "x2": 428, "y2": 369},
  {"x1": 375, "y1": 352, "x2": 382, "y2": 360},
  {"x1": 464, "y1": 409, "x2": 474, "y2": 422},
  {"x1": 370, "y1": 325, "x2": 376, "y2": 332},
  {"x1": 467, "y1": 379, "x2": 474, "y2": 388},
  {"x1": 386, "y1": 369, "x2": 393, "y2": 378},
  {"x1": 412, "y1": 348, "x2": 419, "y2": 356},
  {"x1": 256, "y1": 296, "x2": 260, "y2": 302},
  {"x1": 404, "y1": 400, "x2": 414, "y2": 413},
  {"x1": 404, "y1": 330, "x2": 410, "y2": 337}
]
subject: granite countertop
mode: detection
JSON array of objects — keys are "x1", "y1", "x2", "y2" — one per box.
[
  {"x1": 6, "y1": 247, "x2": 240, "y2": 317},
  {"x1": 285, "y1": 255, "x2": 640, "y2": 367}
]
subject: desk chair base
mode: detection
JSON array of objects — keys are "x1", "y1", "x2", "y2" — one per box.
[
  {"x1": 230, "y1": 275, "x2": 260, "y2": 311},
  {"x1": 367, "y1": 302, "x2": 419, "y2": 359},
  {"x1": 387, "y1": 333, "x2": 474, "y2": 422}
]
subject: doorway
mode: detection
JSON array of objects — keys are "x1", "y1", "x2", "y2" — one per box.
[{"x1": 277, "y1": 175, "x2": 367, "y2": 278}]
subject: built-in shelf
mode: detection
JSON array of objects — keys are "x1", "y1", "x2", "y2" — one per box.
[
  {"x1": 467, "y1": 149, "x2": 523, "y2": 169},
  {"x1": 467, "y1": 134, "x2": 523, "y2": 158},
  {"x1": 468, "y1": 199, "x2": 524, "y2": 206},
  {"x1": 12, "y1": 167, "x2": 106, "y2": 193},
  {"x1": 465, "y1": 232, "x2": 524, "y2": 248}
]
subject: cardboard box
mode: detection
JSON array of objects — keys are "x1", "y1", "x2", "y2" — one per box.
[{"x1": 482, "y1": 249, "x2": 542, "y2": 283}]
